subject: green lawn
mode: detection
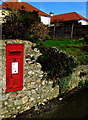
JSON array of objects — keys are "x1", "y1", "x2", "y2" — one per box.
[{"x1": 37, "y1": 39, "x2": 88, "y2": 64}]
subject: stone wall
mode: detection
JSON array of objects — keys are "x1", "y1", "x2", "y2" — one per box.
[
  {"x1": 69, "y1": 65, "x2": 88, "y2": 90},
  {"x1": 0, "y1": 39, "x2": 88, "y2": 119},
  {"x1": 60, "y1": 65, "x2": 88, "y2": 94},
  {"x1": 0, "y1": 40, "x2": 59, "y2": 119}
]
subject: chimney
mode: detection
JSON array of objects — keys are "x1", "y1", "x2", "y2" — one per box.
[{"x1": 49, "y1": 12, "x2": 54, "y2": 16}]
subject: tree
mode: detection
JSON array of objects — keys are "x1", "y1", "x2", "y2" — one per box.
[
  {"x1": 2, "y1": 9, "x2": 48, "y2": 41},
  {"x1": 29, "y1": 22, "x2": 49, "y2": 41}
]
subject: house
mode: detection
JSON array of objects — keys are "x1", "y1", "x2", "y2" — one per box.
[
  {"x1": 51, "y1": 12, "x2": 88, "y2": 25},
  {"x1": 0, "y1": 0, "x2": 51, "y2": 25}
]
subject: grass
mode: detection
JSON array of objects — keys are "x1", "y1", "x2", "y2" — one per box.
[{"x1": 36, "y1": 39, "x2": 88, "y2": 64}]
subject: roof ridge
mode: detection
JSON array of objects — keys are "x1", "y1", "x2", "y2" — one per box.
[
  {"x1": 74, "y1": 12, "x2": 82, "y2": 19},
  {"x1": 52, "y1": 12, "x2": 77, "y2": 17}
]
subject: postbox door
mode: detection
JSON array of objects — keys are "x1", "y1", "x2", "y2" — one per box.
[{"x1": 6, "y1": 58, "x2": 23, "y2": 92}]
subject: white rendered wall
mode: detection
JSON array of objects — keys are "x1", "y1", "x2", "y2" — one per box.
[
  {"x1": 40, "y1": 15, "x2": 51, "y2": 25},
  {"x1": 78, "y1": 20, "x2": 88, "y2": 25}
]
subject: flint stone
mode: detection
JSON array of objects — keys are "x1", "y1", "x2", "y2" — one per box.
[
  {"x1": 14, "y1": 100, "x2": 23, "y2": 105},
  {"x1": 31, "y1": 89, "x2": 36, "y2": 94},
  {"x1": 36, "y1": 80, "x2": 41, "y2": 83},
  {"x1": 4, "y1": 101, "x2": 8, "y2": 106},
  {"x1": 42, "y1": 80, "x2": 46, "y2": 85},
  {"x1": 22, "y1": 96, "x2": 28, "y2": 104},
  {"x1": 29, "y1": 97, "x2": 35, "y2": 102}
]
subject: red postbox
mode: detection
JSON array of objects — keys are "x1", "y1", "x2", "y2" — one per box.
[{"x1": 6, "y1": 44, "x2": 24, "y2": 92}]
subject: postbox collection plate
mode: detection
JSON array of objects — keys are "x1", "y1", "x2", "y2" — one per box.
[{"x1": 12, "y1": 62, "x2": 18, "y2": 74}]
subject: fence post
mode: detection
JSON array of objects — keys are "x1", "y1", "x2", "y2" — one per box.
[{"x1": 71, "y1": 23, "x2": 74, "y2": 39}]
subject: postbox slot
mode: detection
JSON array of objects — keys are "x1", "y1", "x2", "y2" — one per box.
[
  {"x1": 9, "y1": 51, "x2": 21, "y2": 56},
  {"x1": 9, "y1": 51, "x2": 21, "y2": 54}
]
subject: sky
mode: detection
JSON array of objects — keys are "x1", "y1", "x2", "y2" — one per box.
[
  {"x1": 29, "y1": 2, "x2": 87, "y2": 17},
  {"x1": 0, "y1": 0, "x2": 88, "y2": 18}
]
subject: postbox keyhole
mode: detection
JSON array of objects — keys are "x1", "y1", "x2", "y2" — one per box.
[{"x1": 14, "y1": 58, "x2": 16, "y2": 61}]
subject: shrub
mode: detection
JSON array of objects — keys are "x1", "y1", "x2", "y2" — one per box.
[
  {"x1": 2, "y1": 10, "x2": 48, "y2": 41},
  {"x1": 37, "y1": 46, "x2": 78, "y2": 93},
  {"x1": 37, "y1": 45, "x2": 78, "y2": 94},
  {"x1": 2, "y1": 10, "x2": 40, "y2": 40}
]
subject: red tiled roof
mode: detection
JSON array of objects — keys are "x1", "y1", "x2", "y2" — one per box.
[
  {"x1": 51, "y1": 12, "x2": 88, "y2": 23},
  {"x1": 0, "y1": 0, "x2": 50, "y2": 17}
]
